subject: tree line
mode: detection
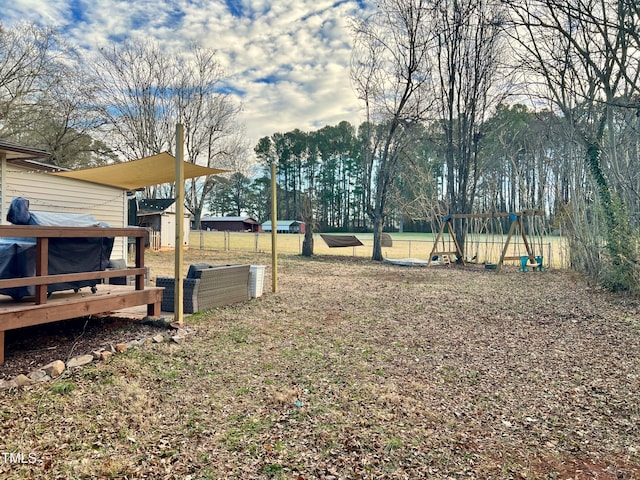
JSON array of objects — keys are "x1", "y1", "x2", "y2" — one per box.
[
  {"x1": 212, "y1": 0, "x2": 640, "y2": 292},
  {"x1": 210, "y1": 100, "x2": 638, "y2": 239}
]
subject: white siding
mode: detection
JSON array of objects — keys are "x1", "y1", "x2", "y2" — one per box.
[{"x1": 1, "y1": 164, "x2": 128, "y2": 260}]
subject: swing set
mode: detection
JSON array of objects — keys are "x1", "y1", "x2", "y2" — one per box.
[{"x1": 428, "y1": 210, "x2": 547, "y2": 272}]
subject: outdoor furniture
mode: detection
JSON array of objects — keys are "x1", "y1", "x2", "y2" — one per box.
[
  {"x1": 106, "y1": 258, "x2": 149, "y2": 286},
  {"x1": 1, "y1": 197, "x2": 114, "y2": 300},
  {"x1": 157, "y1": 264, "x2": 250, "y2": 313}
]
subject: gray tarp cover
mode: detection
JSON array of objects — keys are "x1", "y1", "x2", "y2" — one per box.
[{"x1": 0, "y1": 197, "x2": 113, "y2": 300}]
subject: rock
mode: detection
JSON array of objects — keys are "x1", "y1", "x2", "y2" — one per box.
[
  {"x1": 92, "y1": 350, "x2": 104, "y2": 360},
  {"x1": 142, "y1": 317, "x2": 171, "y2": 328},
  {"x1": 100, "y1": 351, "x2": 113, "y2": 362},
  {"x1": 27, "y1": 369, "x2": 49, "y2": 382},
  {"x1": 43, "y1": 360, "x2": 65, "y2": 378},
  {"x1": 67, "y1": 354, "x2": 94, "y2": 368},
  {"x1": 152, "y1": 334, "x2": 165, "y2": 343},
  {"x1": 13, "y1": 374, "x2": 33, "y2": 387},
  {"x1": 115, "y1": 343, "x2": 128, "y2": 353},
  {"x1": 171, "y1": 335, "x2": 185, "y2": 344},
  {"x1": 0, "y1": 379, "x2": 18, "y2": 390}
]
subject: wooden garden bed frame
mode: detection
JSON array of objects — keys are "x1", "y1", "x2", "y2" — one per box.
[{"x1": 0, "y1": 225, "x2": 163, "y2": 365}]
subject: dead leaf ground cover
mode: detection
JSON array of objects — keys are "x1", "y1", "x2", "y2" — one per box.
[{"x1": 1, "y1": 250, "x2": 640, "y2": 479}]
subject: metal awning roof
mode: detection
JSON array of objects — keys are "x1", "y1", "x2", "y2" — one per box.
[
  {"x1": 51, "y1": 152, "x2": 228, "y2": 190},
  {"x1": 0, "y1": 139, "x2": 51, "y2": 160}
]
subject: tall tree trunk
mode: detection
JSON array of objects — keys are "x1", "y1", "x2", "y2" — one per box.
[{"x1": 372, "y1": 213, "x2": 384, "y2": 261}]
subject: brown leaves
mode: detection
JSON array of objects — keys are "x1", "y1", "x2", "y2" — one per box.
[{"x1": 2, "y1": 252, "x2": 640, "y2": 478}]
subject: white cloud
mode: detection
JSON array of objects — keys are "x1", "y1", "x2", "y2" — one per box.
[{"x1": 1, "y1": 0, "x2": 369, "y2": 146}]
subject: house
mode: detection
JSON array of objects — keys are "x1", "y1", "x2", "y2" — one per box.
[
  {"x1": 0, "y1": 140, "x2": 129, "y2": 259},
  {"x1": 130, "y1": 198, "x2": 191, "y2": 249},
  {"x1": 199, "y1": 215, "x2": 260, "y2": 232},
  {"x1": 261, "y1": 220, "x2": 306, "y2": 234}
]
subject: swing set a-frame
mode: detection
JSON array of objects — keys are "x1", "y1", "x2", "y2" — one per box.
[{"x1": 428, "y1": 210, "x2": 546, "y2": 272}]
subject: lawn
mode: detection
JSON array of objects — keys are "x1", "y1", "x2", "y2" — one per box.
[
  {"x1": 1, "y1": 250, "x2": 639, "y2": 479},
  {"x1": 190, "y1": 231, "x2": 570, "y2": 268}
]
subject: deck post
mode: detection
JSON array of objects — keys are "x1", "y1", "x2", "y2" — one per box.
[
  {"x1": 35, "y1": 237, "x2": 49, "y2": 304},
  {"x1": 135, "y1": 235, "x2": 145, "y2": 290}
]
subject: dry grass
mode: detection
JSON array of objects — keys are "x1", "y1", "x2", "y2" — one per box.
[
  {"x1": 1, "y1": 250, "x2": 639, "y2": 479},
  {"x1": 188, "y1": 231, "x2": 570, "y2": 269}
]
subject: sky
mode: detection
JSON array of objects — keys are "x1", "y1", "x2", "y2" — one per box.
[{"x1": 0, "y1": 0, "x2": 370, "y2": 148}]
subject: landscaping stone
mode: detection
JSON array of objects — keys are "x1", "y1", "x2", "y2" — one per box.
[
  {"x1": 152, "y1": 334, "x2": 165, "y2": 343},
  {"x1": 3, "y1": 324, "x2": 194, "y2": 388},
  {"x1": 27, "y1": 369, "x2": 48, "y2": 382},
  {"x1": 92, "y1": 350, "x2": 104, "y2": 359},
  {"x1": 126, "y1": 339, "x2": 142, "y2": 349},
  {"x1": 100, "y1": 351, "x2": 113, "y2": 362},
  {"x1": 13, "y1": 374, "x2": 33, "y2": 387},
  {"x1": 42, "y1": 360, "x2": 65, "y2": 378},
  {"x1": 0, "y1": 379, "x2": 18, "y2": 390},
  {"x1": 67, "y1": 354, "x2": 94, "y2": 368}
]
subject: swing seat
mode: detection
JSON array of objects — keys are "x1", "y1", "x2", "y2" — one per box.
[
  {"x1": 520, "y1": 256, "x2": 540, "y2": 272},
  {"x1": 503, "y1": 255, "x2": 522, "y2": 261}
]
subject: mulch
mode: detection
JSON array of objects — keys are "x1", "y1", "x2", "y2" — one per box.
[{"x1": 0, "y1": 315, "x2": 163, "y2": 380}]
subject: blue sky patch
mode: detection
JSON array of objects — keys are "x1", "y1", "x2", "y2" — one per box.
[
  {"x1": 255, "y1": 74, "x2": 279, "y2": 85},
  {"x1": 68, "y1": 0, "x2": 87, "y2": 24},
  {"x1": 225, "y1": 0, "x2": 244, "y2": 18},
  {"x1": 216, "y1": 83, "x2": 246, "y2": 97}
]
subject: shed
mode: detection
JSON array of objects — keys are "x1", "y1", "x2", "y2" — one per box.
[
  {"x1": 261, "y1": 220, "x2": 306, "y2": 234},
  {"x1": 130, "y1": 198, "x2": 191, "y2": 249},
  {"x1": 200, "y1": 215, "x2": 260, "y2": 232},
  {"x1": 0, "y1": 140, "x2": 129, "y2": 260}
]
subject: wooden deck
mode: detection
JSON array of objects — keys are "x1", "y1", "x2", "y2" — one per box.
[{"x1": 0, "y1": 226, "x2": 163, "y2": 365}]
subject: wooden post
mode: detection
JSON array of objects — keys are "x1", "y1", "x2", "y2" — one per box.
[
  {"x1": 496, "y1": 214, "x2": 518, "y2": 273},
  {"x1": 519, "y1": 216, "x2": 535, "y2": 260},
  {"x1": 427, "y1": 220, "x2": 447, "y2": 266},
  {"x1": 427, "y1": 217, "x2": 465, "y2": 266},
  {"x1": 175, "y1": 124, "x2": 185, "y2": 325},
  {"x1": 35, "y1": 237, "x2": 49, "y2": 305},
  {"x1": 448, "y1": 219, "x2": 466, "y2": 265},
  {"x1": 271, "y1": 161, "x2": 278, "y2": 293},
  {"x1": 135, "y1": 235, "x2": 145, "y2": 290},
  {"x1": 0, "y1": 330, "x2": 4, "y2": 366}
]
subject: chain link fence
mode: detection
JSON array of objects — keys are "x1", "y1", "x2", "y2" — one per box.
[{"x1": 190, "y1": 231, "x2": 570, "y2": 269}]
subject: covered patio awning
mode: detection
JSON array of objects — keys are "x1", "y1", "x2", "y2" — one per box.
[{"x1": 50, "y1": 152, "x2": 228, "y2": 190}]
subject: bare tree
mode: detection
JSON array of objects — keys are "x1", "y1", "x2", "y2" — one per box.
[
  {"x1": 431, "y1": 0, "x2": 508, "y2": 252},
  {"x1": 89, "y1": 40, "x2": 175, "y2": 167},
  {"x1": 351, "y1": 0, "x2": 434, "y2": 260},
  {"x1": 505, "y1": 0, "x2": 640, "y2": 291},
  {"x1": 89, "y1": 40, "x2": 247, "y2": 223},
  {"x1": 177, "y1": 46, "x2": 248, "y2": 228},
  {"x1": 0, "y1": 22, "x2": 56, "y2": 139}
]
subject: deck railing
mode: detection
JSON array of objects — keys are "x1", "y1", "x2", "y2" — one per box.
[
  {"x1": 0, "y1": 225, "x2": 163, "y2": 365},
  {"x1": 0, "y1": 225, "x2": 148, "y2": 305}
]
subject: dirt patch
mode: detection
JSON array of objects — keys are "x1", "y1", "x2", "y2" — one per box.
[{"x1": 1, "y1": 316, "x2": 163, "y2": 380}]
